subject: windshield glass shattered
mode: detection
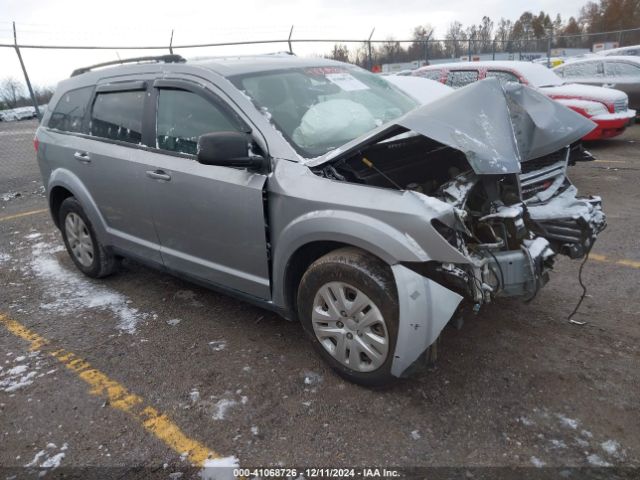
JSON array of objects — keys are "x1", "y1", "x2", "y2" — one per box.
[{"x1": 231, "y1": 66, "x2": 418, "y2": 157}]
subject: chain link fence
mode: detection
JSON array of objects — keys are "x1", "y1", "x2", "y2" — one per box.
[{"x1": 1, "y1": 23, "x2": 640, "y2": 115}]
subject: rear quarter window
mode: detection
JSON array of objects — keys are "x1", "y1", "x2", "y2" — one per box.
[
  {"x1": 445, "y1": 70, "x2": 479, "y2": 88},
  {"x1": 48, "y1": 86, "x2": 93, "y2": 133},
  {"x1": 558, "y1": 62, "x2": 603, "y2": 78},
  {"x1": 416, "y1": 70, "x2": 442, "y2": 81},
  {"x1": 90, "y1": 90, "x2": 145, "y2": 144},
  {"x1": 606, "y1": 61, "x2": 640, "y2": 77},
  {"x1": 486, "y1": 70, "x2": 521, "y2": 84}
]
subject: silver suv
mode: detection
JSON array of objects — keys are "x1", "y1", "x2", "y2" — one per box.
[{"x1": 36, "y1": 54, "x2": 605, "y2": 386}]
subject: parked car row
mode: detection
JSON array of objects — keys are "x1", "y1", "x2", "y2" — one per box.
[
  {"x1": 0, "y1": 105, "x2": 44, "y2": 122},
  {"x1": 412, "y1": 61, "x2": 636, "y2": 140}
]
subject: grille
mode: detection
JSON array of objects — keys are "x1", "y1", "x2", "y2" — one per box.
[
  {"x1": 519, "y1": 149, "x2": 568, "y2": 201},
  {"x1": 613, "y1": 98, "x2": 628, "y2": 112}
]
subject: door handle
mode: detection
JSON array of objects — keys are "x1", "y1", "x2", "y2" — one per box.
[
  {"x1": 145, "y1": 169, "x2": 171, "y2": 181},
  {"x1": 73, "y1": 151, "x2": 91, "y2": 163}
]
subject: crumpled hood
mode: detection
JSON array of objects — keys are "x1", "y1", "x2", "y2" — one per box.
[
  {"x1": 540, "y1": 83, "x2": 627, "y2": 104},
  {"x1": 308, "y1": 78, "x2": 596, "y2": 174}
]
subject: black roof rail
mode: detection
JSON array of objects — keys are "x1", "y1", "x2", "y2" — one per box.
[{"x1": 71, "y1": 54, "x2": 186, "y2": 77}]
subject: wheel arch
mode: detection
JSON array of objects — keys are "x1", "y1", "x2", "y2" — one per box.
[
  {"x1": 47, "y1": 168, "x2": 108, "y2": 239},
  {"x1": 272, "y1": 210, "x2": 431, "y2": 320},
  {"x1": 49, "y1": 185, "x2": 74, "y2": 228}
]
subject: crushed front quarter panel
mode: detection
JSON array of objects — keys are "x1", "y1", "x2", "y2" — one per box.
[{"x1": 391, "y1": 264, "x2": 462, "y2": 377}]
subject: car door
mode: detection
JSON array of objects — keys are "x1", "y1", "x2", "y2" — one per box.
[
  {"x1": 143, "y1": 78, "x2": 271, "y2": 299},
  {"x1": 61, "y1": 79, "x2": 162, "y2": 263},
  {"x1": 604, "y1": 60, "x2": 640, "y2": 111}
]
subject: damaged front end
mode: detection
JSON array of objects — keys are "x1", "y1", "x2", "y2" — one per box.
[{"x1": 309, "y1": 78, "x2": 606, "y2": 307}]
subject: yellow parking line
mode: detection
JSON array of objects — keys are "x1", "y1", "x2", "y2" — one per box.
[
  {"x1": 590, "y1": 253, "x2": 640, "y2": 269},
  {"x1": 0, "y1": 208, "x2": 48, "y2": 222},
  {"x1": 0, "y1": 313, "x2": 221, "y2": 466}
]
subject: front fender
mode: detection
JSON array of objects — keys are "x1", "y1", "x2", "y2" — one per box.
[
  {"x1": 391, "y1": 264, "x2": 463, "y2": 377},
  {"x1": 271, "y1": 209, "x2": 431, "y2": 307},
  {"x1": 48, "y1": 168, "x2": 108, "y2": 239}
]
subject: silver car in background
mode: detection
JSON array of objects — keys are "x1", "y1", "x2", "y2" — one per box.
[{"x1": 35, "y1": 54, "x2": 605, "y2": 386}]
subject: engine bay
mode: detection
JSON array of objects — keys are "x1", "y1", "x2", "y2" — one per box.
[{"x1": 311, "y1": 129, "x2": 604, "y2": 304}]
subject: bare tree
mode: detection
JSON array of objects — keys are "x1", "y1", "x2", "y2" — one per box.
[
  {"x1": 326, "y1": 43, "x2": 350, "y2": 62},
  {"x1": 0, "y1": 77, "x2": 25, "y2": 109},
  {"x1": 445, "y1": 21, "x2": 467, "y2": 58}
]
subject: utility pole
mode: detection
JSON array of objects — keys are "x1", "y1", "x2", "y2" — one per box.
[
  {"x1": 12, "y1": 22, "x2": 40, "y2": 119},
  {"x1": 367, "y1": 28, "x2": 375, "y2": 71}
]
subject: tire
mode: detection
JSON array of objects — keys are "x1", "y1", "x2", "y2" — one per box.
[
  {"x1": 58, "y1": 197, "x2": 116, "y2": 278},
  {"x1": 297, "y1": 247, "x2": 399, "y2": 387}
]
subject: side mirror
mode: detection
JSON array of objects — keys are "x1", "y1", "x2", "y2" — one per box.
[{"x1": 197, "y1": 131, "x2": 267, "y2": 170}]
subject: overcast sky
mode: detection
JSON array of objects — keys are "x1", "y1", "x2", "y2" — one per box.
[{"x1": 1, "y1": 0, "x2": 587, "y2": 89}]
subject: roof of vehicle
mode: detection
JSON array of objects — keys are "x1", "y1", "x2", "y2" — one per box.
[
  {"x1": 416, "y1": 60, "x2": 563, "y2": 87},
  {"x1": 191, "y1": 54, "x2": 353, "y2": 76},
  {"x1": 558, "y1": 55, "x2": 640, "y2": 66},
  {"x1": 597, "y1": 44, "x2": 640, "y2": 55},
  {"x1": 69, "y1": 53, "x2": 353, "y2": 82}
]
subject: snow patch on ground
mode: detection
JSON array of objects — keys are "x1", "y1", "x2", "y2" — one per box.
[
  {"x1": 1, "y1": 191, "x2": 20, "y2": 202},
  {"x1": 518, "y1": 416, "x2": 534, "y2": 426},
  {"x1": 556, "y1": 414, "x2": 579, "y2": 429},
  {"x1": 200, "y1": 456, "x2": 239, "y2": 480},
  {"x1": 303, "y1": 371, "x2": 323, "y2": 386},
  {"x1": 212, "y1": 398, "x2": 237, "y2": 420},
  {"x1": 410, "y1": 430, "x2": 421, "y2": 440},
  {"x1": 190, "y1": 389, "x2": 200, "y2": 403},
  {"x1": 0, "y1": 350, "x2": 56, "y2": 393},
  {"x1": 167, "y1": 318, "x2": 182, "y2": 326},
  {"x1": 24, "y1": 443, "x2": 68, "y2": 470},
  {"x1": 0, "y1": 252, "x2": 10, "y2": 264},
  {"x1": 587, "y1": 453, "x2": 612, "y2": 467},
  {"x1": 530, "y1": 456, "x2": 546, "y2": 467},
  {"x1": 1, "y1": 361, "x2": 35, "y2": 393},
  {"x1": 26, "y1": 241, "x2": 153, "y2": 333},
  {"x1": 24, "y1": 232, "x2": 41, "y2": 240},
  {"x1": 601, "y1": 440, "x2": 621, "y2": 456},
  {"x1": 208, "y1": 340, "x2": 226, "y2": 352}
]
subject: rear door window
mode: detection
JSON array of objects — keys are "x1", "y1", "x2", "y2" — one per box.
[
  {"x1": 445, "y1": 70, "x2": 479, "y2": 88},
  {"x1": 90, "y1": 90, "x2": 145, "y2": 144},
  {"x1": 48, "y1": 86, "x2": 93, "y2": 133},
  {"x1": 155, "y1": 89, "x2": 241, "y2": 155}
]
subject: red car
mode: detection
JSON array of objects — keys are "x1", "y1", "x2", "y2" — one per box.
[{"x1": 414, "y1": 61, "x2": 636, "y2": 140}]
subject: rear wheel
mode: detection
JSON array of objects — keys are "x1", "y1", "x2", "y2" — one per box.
[
  {"x1": 297, "y1": 247, "x2": 399, "y2": 387},
  {"x1": 59, "y1": 197, "x2": 116, "y2": 278}
]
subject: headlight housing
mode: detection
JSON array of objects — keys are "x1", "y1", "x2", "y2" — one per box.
[{"x1": 560, "y1": 99, "x2": 609, "y2": 117}]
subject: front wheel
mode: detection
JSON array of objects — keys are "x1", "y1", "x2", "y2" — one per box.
[{"x1": 297, "y1": 247, "x2": 399, "y2": 387}]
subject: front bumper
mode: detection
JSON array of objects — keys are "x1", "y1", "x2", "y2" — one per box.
[
  {"x1": 583, "y1": 109, "x2": 636, "y2": 140},
  {"x1": 526, "y1": 185, "x2": 606, "y2": 259}
]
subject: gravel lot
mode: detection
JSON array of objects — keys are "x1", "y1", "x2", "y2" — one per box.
[{"x1": 1, "y1": 119, "x2": 639, "y2": 478}]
